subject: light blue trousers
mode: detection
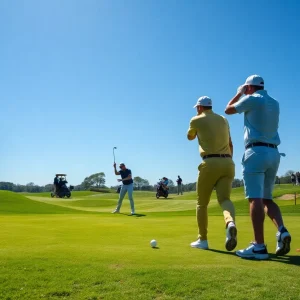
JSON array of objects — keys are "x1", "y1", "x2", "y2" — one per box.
[{"x1": 116, "y1": 183, "x2": 135, "y2": 213}]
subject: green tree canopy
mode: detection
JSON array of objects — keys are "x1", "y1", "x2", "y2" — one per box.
[
  {"x1": 133, "y1": 176, "x2": 149, "y2": 190},
  {"x1": 285, "y1": 170, "x2": 295, "y2": 176},
  {"x1": 81, "y1": 172, "x2": 106, "y2": 189},
  {"x1": 168, "y1": 179, "x2": 174, "y2": 187}
]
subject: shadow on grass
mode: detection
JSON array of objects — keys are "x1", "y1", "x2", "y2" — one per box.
[
  {"x1": 128, "y1": 213, "x2": 146, "y2": 218},
  {"x1": 111, "y1": 213, "x2": 128, "y2": 216},
  {"x1": 208, "y1": 249, "x2": 300, "y2": 266},
  {"x1": 269, "y1": 254, "x2": 300, "y2": 266},
  {"x1": 207, "y1": 249, "x2": 236, "y2": 257},
  {"x1": 111, "y1": 212, "x2": 146, "y2": 217}
]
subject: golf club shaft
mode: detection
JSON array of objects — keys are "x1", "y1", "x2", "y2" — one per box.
[{"x1": 113, "y1": 147, "x2": 117, "y2": 163}]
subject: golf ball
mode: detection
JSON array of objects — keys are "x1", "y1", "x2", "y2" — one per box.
[{"x1": 150, "y1": 239, "x2": 157, "y2": 248}]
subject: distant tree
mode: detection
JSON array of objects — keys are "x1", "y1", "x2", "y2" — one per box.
[
  {"x1": 26, "y1": 182, "x2": 34, "y2": 192},
  {"x1": 91, "y1": 172, "x2": 106, "y2": 187},
  {"x1": 183, "y1": 182, "x2": 196, "y2": 192},
  {"x1": 285, "y1": 170, "x2": 294, "y2": 176},
  {"x1": 140, "y1": 185, "x2": 153, "y2": 191},
  {"x1": 73, "y1": 184, "x2": 84, "y2": 191},
  {"x1": 81, "y1": 172, "x2": 106, "y2": 189},
  {"x1": 0, "y1": 182, "x2": 14, "y2": 191},
  {"x1": 82, "y1": 177, "x2": 92, "y2": 190},
  {"x1": 133, "y1": 176, "x2": 149, "y2": 190},
  {"x1": 232, "y1": 179, "x2": 244, "y2": 188},
  {"x1": 168, "y1": 179, "x2": 175, "y2": 187},
  {"x1": 279, "y1": 175, "x2": 291, "y2": 184},
  {"x1": 44, "y1": 184, "x2": 54, "y2": 192},
  {"x1": 13, "y1": 184, "x2": 24, "y2": 192}
]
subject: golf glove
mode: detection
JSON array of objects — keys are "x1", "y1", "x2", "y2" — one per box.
[{"x1": 237, "y1": 85, "x2": 246, "y2": 95}]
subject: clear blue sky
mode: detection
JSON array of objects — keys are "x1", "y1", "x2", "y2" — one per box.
[{"x1": 1, "y1": 0, "x2": 300, "y2": 187}]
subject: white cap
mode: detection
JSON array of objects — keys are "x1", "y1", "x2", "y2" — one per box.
[
  {"x1": 244, "y1": 75, "x2": 264, "y2": 87},
  {"x1": 119, "y1": 162, "x2": 125, "y2": 166},
  {"x1": 193, "y1": 96, "x2": 212, "y2": 108}
]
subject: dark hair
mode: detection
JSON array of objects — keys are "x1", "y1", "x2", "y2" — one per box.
[
  {"x1": 202, "y1": 106, "x2": 212, "y2": 110},
  {"x1": 250, "y1": 85, "x2": 264, "y2": 91}
]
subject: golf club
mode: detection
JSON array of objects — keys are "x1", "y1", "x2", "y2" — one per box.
[{"x1": 113, "y1": 147, "x2": 117, "y2": 163}]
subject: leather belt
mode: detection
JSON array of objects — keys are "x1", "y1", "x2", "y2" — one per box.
[
  {"x1": 202, "y1": 154, "x2": 232, "y2": 159},
  {"x1": 245, "y1": 142, "x2": 277, "y2": 150}
]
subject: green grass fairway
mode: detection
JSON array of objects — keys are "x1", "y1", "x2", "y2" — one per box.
[{"x1": 1, "y1": 186, "x2": 300, "y2": 299}]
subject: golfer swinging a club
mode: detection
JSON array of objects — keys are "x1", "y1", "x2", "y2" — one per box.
[{"x1": 112, "y1": 162, "x2": 135, "y2": 215}]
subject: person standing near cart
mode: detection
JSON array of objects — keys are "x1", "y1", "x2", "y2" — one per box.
[
  {"x1": 53, "y1": 174, "x2": 59, "y2": 197},
  {"x1": 176, "y1": 175, "x2": 183, "y2": 195}
]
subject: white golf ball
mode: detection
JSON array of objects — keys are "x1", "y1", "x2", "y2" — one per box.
[{"x1": 150, "y1": 239, "x2": 157, "y2": 248}]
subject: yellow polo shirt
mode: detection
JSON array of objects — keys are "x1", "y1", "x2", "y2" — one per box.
[{"x1": 187, "y1": 110, "x2": 231, "y2": 157}]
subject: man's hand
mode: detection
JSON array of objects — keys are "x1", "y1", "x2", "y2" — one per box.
[
  {"x1": 113, "y1": 163, "x2": 116, "y2": 168},
  {"x1": 187, "y1": 133, "x2": 196, "y2": 140},
  {"x1": 237, "y1": 85, "x2": 246, "y2": 95},
  {"x1": 117, "y1": 179, "x2": 122, "y2": 182},
  {"x1": 225, "y1": 85, "x2": 246, "y2": 114}
]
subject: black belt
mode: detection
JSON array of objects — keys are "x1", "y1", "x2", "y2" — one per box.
[
  {"x1": 245, "y1": 142, "x2": 277, "y2": 150},
  {"x1": 202, "y1": 154, "x2": 232, "y2": 159}
]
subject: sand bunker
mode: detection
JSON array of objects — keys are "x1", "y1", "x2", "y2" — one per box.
[{"x1": 275, "y1": 194, "x2": 296, "y2": 200}]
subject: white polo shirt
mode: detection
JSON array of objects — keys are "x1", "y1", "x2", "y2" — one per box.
[{"x1": 234, "y1": 90, "x2": 281, "y2": 147}]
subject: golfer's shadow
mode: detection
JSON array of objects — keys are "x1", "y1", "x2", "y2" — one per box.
[
  {"x1": 269, "y1": 254, "x2": 300, "y2": 266},
  {"x1": 208, "y1": 249, "x2": 300, "y2": 266},
  {"x1": 208, "y1": 249, "x2": 236, "y2": 257},
  {"x1": 127, "y1": 213, "x2": 146, "y2": 218}
]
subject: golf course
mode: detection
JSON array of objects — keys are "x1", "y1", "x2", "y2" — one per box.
[{"x1": 1, "y1": 184, "x2": 300, "y2": 300}]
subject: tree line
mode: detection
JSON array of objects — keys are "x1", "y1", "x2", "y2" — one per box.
[{"x1": 0, "y1": 171, "x2": 295, "y2": 194}]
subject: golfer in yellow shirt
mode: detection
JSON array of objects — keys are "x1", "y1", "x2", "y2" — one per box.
[{"x1": 187, "y1": 96, "x2": 237, "y2": 251}]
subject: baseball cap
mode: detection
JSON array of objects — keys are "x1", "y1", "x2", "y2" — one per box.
[
  {"x1": 193, "y1": 96, "x2": 212, "y2": 108},
  {"x1": 244, "y1": 75, "x2": 264, "y2": 87},
  {"x1": 119, "y1": 162, "x2": 125, "y2": 167}
]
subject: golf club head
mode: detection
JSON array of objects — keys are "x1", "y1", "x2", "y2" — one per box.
[{"x1": 113, "y1": 147, "x2": 117, "y2": 163}]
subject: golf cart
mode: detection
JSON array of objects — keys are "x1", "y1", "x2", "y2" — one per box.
[
  {"x1": 156, "y1": 180, "x2": 169, "y2": 199},
  {"x1": 51, "y1": 174, "x2": 74, "y2": 198}
]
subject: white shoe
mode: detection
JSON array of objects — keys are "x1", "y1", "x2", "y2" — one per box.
[
  {"x1": 225, "y1": 223, "x2": 237, "y2": 251},
  {"x1": 130, "y1": 212, "x2": 135, "y2": 215},
  {"x1": 190, "y1": 239, "x2": 209, "y2": 250},
  {"x1": 276, "y1": 228, "x2": 291, "y2": 256},
  {"x1": 236, "y1": 243, "x2": 269, "y2": 260},
  {"x1": 112, "y1": 210, "x2": 120, "y2": 214}
]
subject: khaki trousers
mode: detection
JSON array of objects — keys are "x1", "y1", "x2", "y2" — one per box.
[{"x1": 196, "y1": 157, "x2": 235, "y2": 240}]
